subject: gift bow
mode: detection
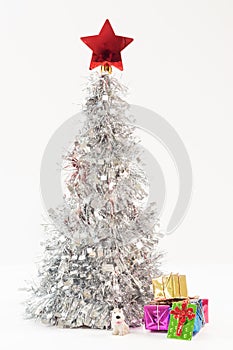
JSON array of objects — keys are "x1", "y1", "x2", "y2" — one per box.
[{"x1": 170, "y1": 300, "x2": 196, "y2": 336}]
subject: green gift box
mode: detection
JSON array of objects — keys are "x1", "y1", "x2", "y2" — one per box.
[{"x1": 167, "y1": 300, "x2": 197, "y2": 341}]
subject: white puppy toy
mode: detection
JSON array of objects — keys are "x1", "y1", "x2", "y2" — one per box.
[{"x1": 111, "y1": 308, "x2": 129, "y2": 336}]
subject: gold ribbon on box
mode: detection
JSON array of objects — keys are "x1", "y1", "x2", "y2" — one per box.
[{"x1": 152, "y1": 273, "x2": 188, "y2": 299}]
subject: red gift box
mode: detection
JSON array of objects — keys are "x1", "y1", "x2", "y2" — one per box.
[{"x1": 202, "y1": 299, "x2": 209, "y2": 323}]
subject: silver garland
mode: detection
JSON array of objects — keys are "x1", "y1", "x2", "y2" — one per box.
[{"x1": 25, "y1": 73, "x2": 163, "y2": 329}]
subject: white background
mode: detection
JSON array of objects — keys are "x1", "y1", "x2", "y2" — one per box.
[{"x1": 0, "y1": 0, "x2": 233, "y2": 349}]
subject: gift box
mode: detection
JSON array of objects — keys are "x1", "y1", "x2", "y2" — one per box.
[
  {"x1": 144, "y1": 304, "x2": 170, "y2": 331},
  {"x1": 167, "y1": 300, "x2": 197, "y2": 341},
  {"x1": 190, "y1": 299, "x2": 205, "y2": 334},
  {"x1": 152, "y1": 273, "x2": 188, "y2": 299},
  {"x1": 202, "y1": 299, "x2": 209, "y2": 323}
]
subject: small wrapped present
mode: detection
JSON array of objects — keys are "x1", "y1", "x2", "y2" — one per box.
[
  {"x1": 202, "y1": 299, "x2": 209, "y2": 323},
  {"x1": 167, "y1": 300, "x2": 197, "y2": 341},
  {"x1": 152, "y1": 273, "x2": 188, "y2": 299},
  {"x1": 144, "y1": 304, "x2": 170, "y2": 331},
  {"x1": 190, "y1": 299, "x2": 205, "y2": 334}
]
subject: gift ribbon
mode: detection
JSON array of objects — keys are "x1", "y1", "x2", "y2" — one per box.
[
  {"x1": 156, "y1": 305, "x2": 170, "y2": 330},
  {"x1": 170, "y1": 300, "x2": 196, "y2": 336},
  {"x1": 162, "y1": 273, "x2": 172, "y2": 298},
  {"x1": 157, "y1": 305, "x2": 160, "y2": 331}
]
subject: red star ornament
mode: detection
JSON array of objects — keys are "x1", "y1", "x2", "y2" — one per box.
[{"x1": 81, "y1": 19, "x2": 133, "y2": 71}]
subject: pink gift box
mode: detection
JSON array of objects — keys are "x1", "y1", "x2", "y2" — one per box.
[
  {"x1": 202, "y1": 299, "x2": 209, "y2": 323},
  {"x1": 144, "y1": 304, "x2": 170, "y2": 331}
]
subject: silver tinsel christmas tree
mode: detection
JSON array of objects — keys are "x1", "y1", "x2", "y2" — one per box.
[{"x1": 25, "y1": 21, "x2": 162, "y2": 329}]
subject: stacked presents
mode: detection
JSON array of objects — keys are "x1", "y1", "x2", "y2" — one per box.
[{"x1": 144, "y1": 273, "x2": 209, "y2": 340}]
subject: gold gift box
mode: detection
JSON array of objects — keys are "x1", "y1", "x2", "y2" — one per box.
[{"x1": 152, "y1": 273, "x2": 188, "y2": 299}]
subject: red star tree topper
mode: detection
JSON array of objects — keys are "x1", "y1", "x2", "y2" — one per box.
[{"x1": 81, "y1": 19, "x2": 133, "y2": 71}]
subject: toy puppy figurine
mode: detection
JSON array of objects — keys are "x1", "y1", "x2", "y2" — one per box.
[{"x1": 111, "y1": 307, "x2": 129, "y2": 336}]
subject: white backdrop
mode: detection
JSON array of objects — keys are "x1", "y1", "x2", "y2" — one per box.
[{"x1": 0, "y1": 0, "x2": 233, "y2": 349}]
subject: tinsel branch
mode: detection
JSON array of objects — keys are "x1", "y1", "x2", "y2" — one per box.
[{"x1": 24, "y1": 72, "x2": 162, "y2": 329}]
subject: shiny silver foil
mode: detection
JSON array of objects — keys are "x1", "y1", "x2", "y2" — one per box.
[{"x1": 25, "y1": 73, "x2": 162, "y2": 329}]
